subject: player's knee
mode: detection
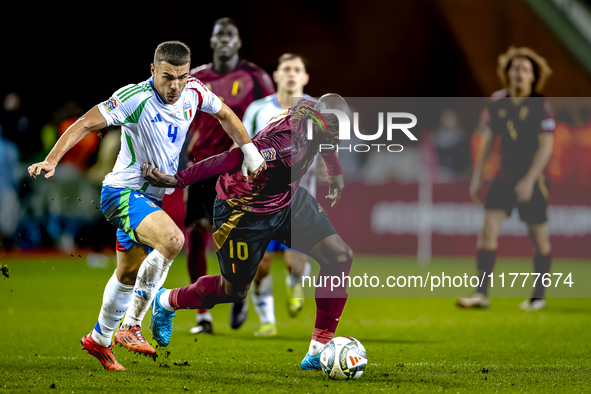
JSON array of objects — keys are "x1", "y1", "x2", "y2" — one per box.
[
  {"x1": 117, "y1": 267, "x2": 137, "y2": 286},
  {"x1": 329, "y1": 242, "x2": 354, "y2": 266},
  {"x1": 535, "y1": 237, "x2": 551, "y2": 256},
  {"x1": 228, "y1": 285, "x2": 249, "y2": 302},
  {"x1": 480, "y1": 225, "x2": 499, "y2": 249},
  {"x1": 162, "y1": 229, "x2": 185, "y2": 258}
]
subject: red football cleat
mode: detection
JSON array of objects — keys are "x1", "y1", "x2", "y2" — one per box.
[
  {"x1": 81, "y1": 333, "x2": 125, "y2": 371},
  {"x1": 114, "y1": 325, "x2": 156, "y2": 355}
]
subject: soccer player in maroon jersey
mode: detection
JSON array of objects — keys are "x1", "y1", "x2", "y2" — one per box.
[
  {"x1": 144, "y1": 94, "x2": 352, "y2": 370},
  {"x1": 184, "y1": 17, "x2": 275, "y2": 334},
  {"x1": 456, "y1": 47, "x2": 554, "y2": 311}
]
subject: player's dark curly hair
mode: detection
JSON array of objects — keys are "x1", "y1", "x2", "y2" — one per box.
[
  {"x1": 497, "y1": 47, "x2": 552, "y2": 93},
  {"x1": 154, "y1": 41, "x2": 191, "y2": 67}
]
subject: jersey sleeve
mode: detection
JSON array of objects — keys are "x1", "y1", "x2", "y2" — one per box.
[
  {"x1": 319, "y1": 152, "x2": 343, "y2": 176},
  {"x1": 252, "y1": 131, "x2": 292, "y2": 166},
  {"x1": 540, "y1": 100, "x2": 556, "y2": 133},
  {"x1": 242, "y1": 102, "x2": 258, "y2": 138},
  {"x1": 479, "y1": 107, "x2": 492, "y2": 132},
  {"x1": 97, "y1": 85, "x2": 136, "y2": 127},
  {"x1": 253, "y1": 69, "x2": 275, "y2": 99},
  {"x1": 187, "y1": 78, "x2": 223, "y2": 115}
]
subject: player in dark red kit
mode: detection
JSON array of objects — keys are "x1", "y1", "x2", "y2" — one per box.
[
  {"x1": 184, "y1": 17, "x2": 275, "y2": 334},
  {"x1": 457, "y1": 47, "x2": 554, "y2": 311},
  {"x1": 145, "y1": 94, "x2": 352, "y2": 371}
]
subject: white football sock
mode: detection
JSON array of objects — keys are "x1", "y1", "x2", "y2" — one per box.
[
  {"x1": 91, "y1": 270, "x2": 134, "y2": 347},
  {"x1": 308, "y1": 339, "x2": 325, "y2": 356},
  {"x1": 197, "y1": 311, "x2": 213, "y2": 322},
  {"x1": 158, "y1": 289, "x2": 175, "y2": 312},
  {"x1": 286, "y1": 261, "x2": 312, "y2": 287},
  {"x1": 121, "y1": 249, "x2": 173, "y2": 329},
  {"x1": 252, "y1": 275, "x2": 275, "y2": 324}
]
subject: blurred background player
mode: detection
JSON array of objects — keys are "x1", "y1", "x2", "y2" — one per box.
[
  {"x1": 184, "y1": 18, "x2": 275, "y2": 334},
  {"x1": 456, "y1": 47, "x2": 554, "y2": 311},
  {"x1": 242, "y1": 53, "x2": 314, "y2": 336}
]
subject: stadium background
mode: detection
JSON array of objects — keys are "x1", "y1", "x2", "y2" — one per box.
[
  {"x1": 1, "y1": 0, "x2": 590, "y2": 259},
  {"x1": 2, "y1": 1, "x2": 591, "y2": 392}
]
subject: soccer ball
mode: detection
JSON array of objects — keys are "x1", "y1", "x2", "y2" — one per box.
[{"x1": 319, "y1": 336, "x2": 367, "y2": 380}]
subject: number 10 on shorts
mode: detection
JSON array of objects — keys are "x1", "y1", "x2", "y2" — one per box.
[
  {"x1": 229, "y1": 240, "x2": 248, "y2": 274},
  {"x1": 229, "y1": 240, "x2": 248, "y2": 260}
]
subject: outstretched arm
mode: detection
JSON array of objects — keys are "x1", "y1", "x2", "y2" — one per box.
[
  {"x1": 28, "y1": 106, "x2": 107, "y2": 179},
  {"x1": 470, "y1": 127, "x2": 494, "y2": 203},
  {"x1": 320, "y1": 152, "x2": 344, "y2": 207},
  {"x1": 515, "y1": 133, "x2": 553, "y2": 202},
  {"x1": 142, "y1": 148, "x2": 243, "y2": 188},
  {"x1": 212, "y1": 103, "x2": 266, "y2": 178}
]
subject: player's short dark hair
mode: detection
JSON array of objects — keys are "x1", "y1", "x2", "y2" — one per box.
[
  {"x1": 212, "y1": 17, "x2": 239, "y2": 34},
  {"x1": 277, "y1": 53, "x2": 308, "y2": 70},
  {"x1": 154, "y1": 41, "x2": 191, "y2": 67}
]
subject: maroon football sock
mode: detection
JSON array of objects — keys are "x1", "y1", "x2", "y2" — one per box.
[
  {"x1": 187, "y1": 229, "x2": 209, "y2": 284},
  {"x1": 314, "y1": 259, "x2": 352, "y2": 337},
  {"x1": 169, "y1": 275, "x2": 230, "y2": 310}
]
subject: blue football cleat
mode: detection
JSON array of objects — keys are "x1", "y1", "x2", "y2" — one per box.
[
  {"x1": 150, "y1": 287, "x2": 175, "y2": 347},
  {"x1": 300, "y1": 352, "x2": 322, "y2": 370}
]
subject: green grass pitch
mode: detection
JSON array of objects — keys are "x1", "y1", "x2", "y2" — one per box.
[{"x1": 1, "y1": 253, "x2": 590, "y2": 393}]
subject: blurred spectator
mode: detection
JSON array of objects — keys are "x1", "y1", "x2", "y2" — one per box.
[
  {"x1": 40, "y1": 100, "x2": 85, "y2": 157},
  {"x1": 0, "y1": 124, "x2": 21, "y2": 250},
  {"x1": 578, "y1": 105, "x2": 591, "y2": 125},
  {"x1": 58, "y1": 116, "x2": 101, "y2": 172},
  {"x1": 86, "y1": 128, "x2": 121, "y2": 267},
  {"x1": 0, "y1": 92, "x2": 40, "y2": 161},
  {"x1": 433, "y1": 108, "x2": 470, "y2": 181}
]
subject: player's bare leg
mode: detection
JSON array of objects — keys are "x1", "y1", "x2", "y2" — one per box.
[
  {"x1": 456, "y1": 209, "x2": 505, "y2": 309},
  {"x1": 187, "y1": 218, "x2": 215, "y2": 334},
  {"x1": 301, "y1": 234, "x2": 353, "y2": 370},
  {"x1": 520, "y1": 222, "x2": 551, "y2": 311},
  {"x1": 84, "y1": 244, "x2": 147, "y2": 369},
  {"x1": 252, "y1": 252, "x2": 276, "y2": 336},
  {"x1": 284, "y1": 250, "x2": 309, "y2": 317},
  {"x1": 115, "y1": 210, "x2": 183, "y2": 354}
]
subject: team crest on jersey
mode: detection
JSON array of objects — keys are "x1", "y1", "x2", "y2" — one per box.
[
  {"x1": 183, "y1": 102, "x2": 192, "y2": 120},
  {"x1": 498, "y1": 108, "x2": 507, "y2": 119},
  {"x1": 103, "y1": 98, "x2": 118, "y2": 112},
  {"x1": 260, "y1": 148, "x2": 277, "y2": 162}
]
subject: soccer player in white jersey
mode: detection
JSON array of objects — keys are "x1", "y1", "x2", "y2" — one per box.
[
  {"x1": 242, "y1": 53, "x2": 314, "y2": 336},
  {"x1": 27, "y1": 41, "x2": 266, "y2": 370}
]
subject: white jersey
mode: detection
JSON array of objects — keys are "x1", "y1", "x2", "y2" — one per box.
[
  {"x1": 243, "y1": 94, "x2": 286, "y2": 138},
  {"x1": 243, "y1": 93, "x2": 318, "y2": 197},
  {"x1": 98, "y1": 76, "x2": 222, "y2": 201}
]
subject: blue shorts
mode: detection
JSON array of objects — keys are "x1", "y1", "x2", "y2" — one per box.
[
  {"x1": 266, "y1": 240, "x2": 289, "y2": 252},
  {"x1": 100, "y1": 186, "x2": 163, "y2": 253}
]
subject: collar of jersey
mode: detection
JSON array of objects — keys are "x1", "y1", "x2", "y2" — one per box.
[
  {"x1": 272, "y1": 94, "x2": 281, "y2": 109},
  {"x1": 272, "y1": 93, "x2": 310, "y2": 109}
]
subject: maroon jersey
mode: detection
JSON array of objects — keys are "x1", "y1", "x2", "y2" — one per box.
[
  {"x1": 186, "y1": 60, "x2": 275, "y2": 164},
  {"x1": 481, "y1": 92, "x2": 555, "y2": 182},
  {"x1": 215, "y1": 99, "x2": 339, "y2": 214}
]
